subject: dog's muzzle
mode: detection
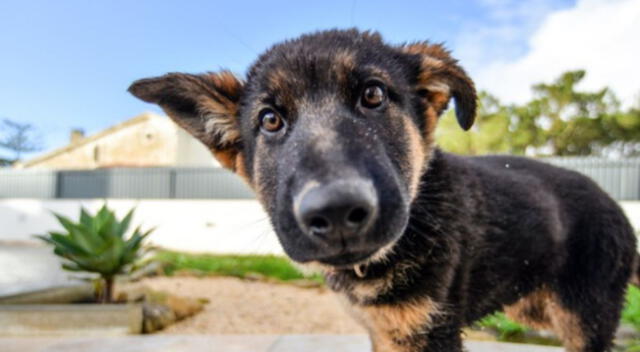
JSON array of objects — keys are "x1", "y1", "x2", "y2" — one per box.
[{"x1": 293, "y1": 178, "x2": 378, "y2": 252}]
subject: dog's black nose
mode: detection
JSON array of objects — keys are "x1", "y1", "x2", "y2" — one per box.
[{"x1": 294, "y1": 179, "x2": 378, "y2": 242}]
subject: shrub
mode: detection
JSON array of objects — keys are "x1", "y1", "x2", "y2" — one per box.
[{"x1": 36, "y1": 205, "x2": 153, "y2": 303}]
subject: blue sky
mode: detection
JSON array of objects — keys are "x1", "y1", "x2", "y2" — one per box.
[{"x1": 5, "y1": 0, "x2": 626, "y2": 159}]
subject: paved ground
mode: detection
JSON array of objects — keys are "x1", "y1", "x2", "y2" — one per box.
[
  {"x1": 2, "y1": 335, "x2": 563, "y2": 352},
  {"x1": 0, "y1": 243, "x2": 83, "y2": 297}
]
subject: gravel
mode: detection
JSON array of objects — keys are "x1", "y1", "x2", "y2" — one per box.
[{"x1": 129, "y1": 277, "x2": 366, "y2": 335}]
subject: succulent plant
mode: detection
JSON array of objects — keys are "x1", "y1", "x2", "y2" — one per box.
[{"x1": 36, "y1": 205, "x2": 152, "y2": 303}]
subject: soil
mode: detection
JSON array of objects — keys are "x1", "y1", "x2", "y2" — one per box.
[{"x1": 127, "y1": 276, "x2": 366, "y2": 334}]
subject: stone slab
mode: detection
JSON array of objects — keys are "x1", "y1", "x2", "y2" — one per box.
[
  {"x1": 0, "y1": 304, "x2": 143, "y2": 336},
  {"x1": 0, "y1": 335, "x2": 564, "y2": 352}
]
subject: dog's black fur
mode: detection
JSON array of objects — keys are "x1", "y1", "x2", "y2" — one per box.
[{"x1": 129, "y1": 29, "x2": 637, "y2": 352}]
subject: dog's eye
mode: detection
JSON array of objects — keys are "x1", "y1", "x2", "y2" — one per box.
[
  {"x1": 259, "y1": 109, "x2": 285, "y2": 133},
  {"x1": 361, "y1": 83, "x2": 386, "y2": 109}
]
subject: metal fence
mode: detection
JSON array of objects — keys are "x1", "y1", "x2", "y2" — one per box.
[
  {"x1": 0, "y1": 167, "x2": 255, "y2": 199},
  {"x1": 543, "y1": 157, "x2": 640, "y2": 201},
  {"x1": 0, "y1": 157, "x2": 639, "y2": 200}
]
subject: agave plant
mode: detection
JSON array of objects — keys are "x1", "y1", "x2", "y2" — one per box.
[{"x1": 36, "y1": 205, "x2": 153, "y2": 303}]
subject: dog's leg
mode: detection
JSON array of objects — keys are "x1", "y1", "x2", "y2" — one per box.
[
  {"x1": 505, "y1": 285, "x2": 625, "y2": 352},
  {"x1": 505, "y1": 289, "x2": 587, "y2": 351},
  {"x1": 421, "y1": 322, "x2": 464, "y2": 352},
  {"x1": 552, "y1": 217, "x2": 634, "y2": 352},
  {"x1": 344, "y1": 296, "x2": 463, "y2": 352},
  {"x1": 552, "y1": 287, "x2": 624, "y2": 352}
]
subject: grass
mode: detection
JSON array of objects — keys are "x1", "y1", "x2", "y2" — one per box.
[
  {"x1": 477, "y1": 285, "x2": 640, "y2": 344},
  {"x1": 476, "y1": 312, "x2": 529, "y2": 340},
  {"x1": 623, "y1": 285, "x2": 640, "y2": 330},
  {"x1": 153, "y1": 250, "x2": 640, "y2": 343},
  {"x1": 154, "y1": 250, "x2": 323, "y2": 284}
]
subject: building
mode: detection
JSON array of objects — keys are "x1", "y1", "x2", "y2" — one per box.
[{"x1": 18, "y1": 113, "x2": 218, "y2": 169}]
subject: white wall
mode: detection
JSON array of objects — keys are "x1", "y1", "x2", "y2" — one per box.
[
  {"x1": 0, "y1": 199, "x2": 283, "y2": 255},
  {"x1": 1, "y1": 199, "x2": 638, "y2": 255},
  {"x1": 622, "y1": 202, "x2": 640, "y2": 232}
]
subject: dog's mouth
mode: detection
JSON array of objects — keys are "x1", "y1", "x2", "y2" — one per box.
[
  {"x1": 316, "y1": 248, "x2": 378, "y2": 268},
  {"x1": 314, "y1": 238, "x2": 398, "y2": 279}
]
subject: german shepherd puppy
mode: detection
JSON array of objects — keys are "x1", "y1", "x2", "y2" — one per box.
[{"x1": 129, "y1": 29, "x2": 637, "y2": 352}]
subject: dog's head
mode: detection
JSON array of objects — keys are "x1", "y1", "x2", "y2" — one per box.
[{"x1": 129, "y1": 29, "x2": 476, "y2": 268}]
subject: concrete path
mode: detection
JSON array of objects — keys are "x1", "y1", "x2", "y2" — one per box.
[
  {"x1": 0, "y1": 243, "x2": 83, "y2": 297},
  {"x1": 1, "y1": 335, "x2": 563, "y2": 352}
]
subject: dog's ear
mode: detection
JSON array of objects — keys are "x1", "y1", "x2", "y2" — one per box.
[
  {"x1": 402, "y1": 43, "x2": 477, "y2": 130},
  {"x1": 128, "y1": 71, "x2": 244, "y2": 171}
]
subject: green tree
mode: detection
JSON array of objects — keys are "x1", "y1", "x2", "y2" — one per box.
[
  {"x1": 436, "y1": 92, "x2": 511, "y2": 155},
  {"x1": 437, "y1": 70, "x2": 640, "y2": 156},
  {"x1": 528, "y1": 70, "x2": 614, "y2": 156}
]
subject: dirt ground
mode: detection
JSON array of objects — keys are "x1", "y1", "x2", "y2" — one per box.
[{"x1": 132, "y1": 276, "x2": 366, "y2": 334}]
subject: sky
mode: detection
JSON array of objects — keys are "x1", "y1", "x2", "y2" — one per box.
[{"x1": 0, "y1": 0, "x2": 638, "y2": 160}]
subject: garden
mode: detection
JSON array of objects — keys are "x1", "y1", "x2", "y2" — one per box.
[{"x1": 2, "y1": 204, "x2": 640, "y2": 352}]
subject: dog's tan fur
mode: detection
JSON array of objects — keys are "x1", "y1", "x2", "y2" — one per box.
[
  {"x1": 349, "y1": 278, "x2": 394, "y2": 303},
  {"x1": 345, "y1": 297, "x2": 442, "y2": 352},
  {"x1": 504, "y1": 288, "x2": 586, "y2": 351},
  {"x1": 402, "y1": 116, "x2": 428, "y2": 200},
  {"x1": 198, "y1": 72, "x2": 243, "y2": 145},
  {"x1": 333, "y1": 49, "x2": 357, "y2": 88},
  {"x1": 402, "y1": 43, "x2": 475, "y2": 131}
]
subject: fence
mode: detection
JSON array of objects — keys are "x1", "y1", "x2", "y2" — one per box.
[
  {"x1": 0, "y1": 157, "x2": 639, "y2": 200},
  {"x1": 0, "y1": 167, "x2": 254, "y2": 199},
  {"x1": 543, "y1": 157, "x2": 640, "y2": 201}
]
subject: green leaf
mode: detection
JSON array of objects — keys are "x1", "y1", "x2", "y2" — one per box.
[
  {"x1": 62, "y1": 263, "x2": 86, "y2": 272},
  {"x1": 118, "y1": 208, "x2": 135, "y2": 238},
  {"x1": 97, "y1": 213, "x2": 118, "y2": 242},
  {"x1": 49, "y1": 233, "x2": 89, "y2": 256},
  {"x1": 79, "y1": 207, "x2": 94, "y2": 230},
  {"x1": 94, "y1": 236, "x2": 125, "y2": 275},
  {"x1": 53, "y1": 212, "x2": 103, "y2": 251},
  {"x1": 34, "y1": 234, "x2": 55, "y2": 245},
  {"x1": 61, "y1": 255, "x2": 94, "y2": 272},
  {"x1": 141, "y1": 227, "x2": 155, "y2": 238},
  {"x1": 53, "y1": 213, "x2": 80, "y2": 234},
  {"x1": 95, "y1": 204, "x2": 112, "y2": 230}
]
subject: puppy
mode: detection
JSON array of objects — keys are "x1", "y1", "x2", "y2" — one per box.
[{"x1": 129, "y1": 29, "x2": 637, "y2": 352}]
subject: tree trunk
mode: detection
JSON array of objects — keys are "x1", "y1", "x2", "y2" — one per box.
[{"x1": 102, "y1": 276, "x2": 115, "y2": 304}]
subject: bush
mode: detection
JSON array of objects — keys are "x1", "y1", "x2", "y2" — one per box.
[{"x1": 36, "y1": 205, "x2": 153, "y2": 303}]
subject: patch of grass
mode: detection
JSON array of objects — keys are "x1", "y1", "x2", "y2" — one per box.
[
  {"x1": 622, "y1": 341, "x2": 640, "y2": 352},
  {"x1": 477, "y1": 284, "x2": 640, "y2": 343},
  {"x1": 154, "y1": 250, "x2": 323, "y2": 284},
  {"x1": 623, "y1": 285, "x2": 640, "y2": 330},
  {"x1": 476, "y1": 312, "x2": 529, "y2": 341}
]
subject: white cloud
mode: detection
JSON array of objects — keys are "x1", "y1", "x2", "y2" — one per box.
[
  {"x1": 472, "y1": 0, "x2": 640, "y2": 107},
  {"x1": 455, "y1": 0, "x2": 566, "y2": 74}
]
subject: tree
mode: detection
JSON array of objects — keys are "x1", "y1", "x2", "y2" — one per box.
[
  {"x1": 436, "y1": 92, "x2": 511, "y2": 155},
  {"x1": 0, "y1": 118, "x2": 43, "y2": 161},
  {"x1": 437, "y1": 70, "x2": 640, "y2": 157}
]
